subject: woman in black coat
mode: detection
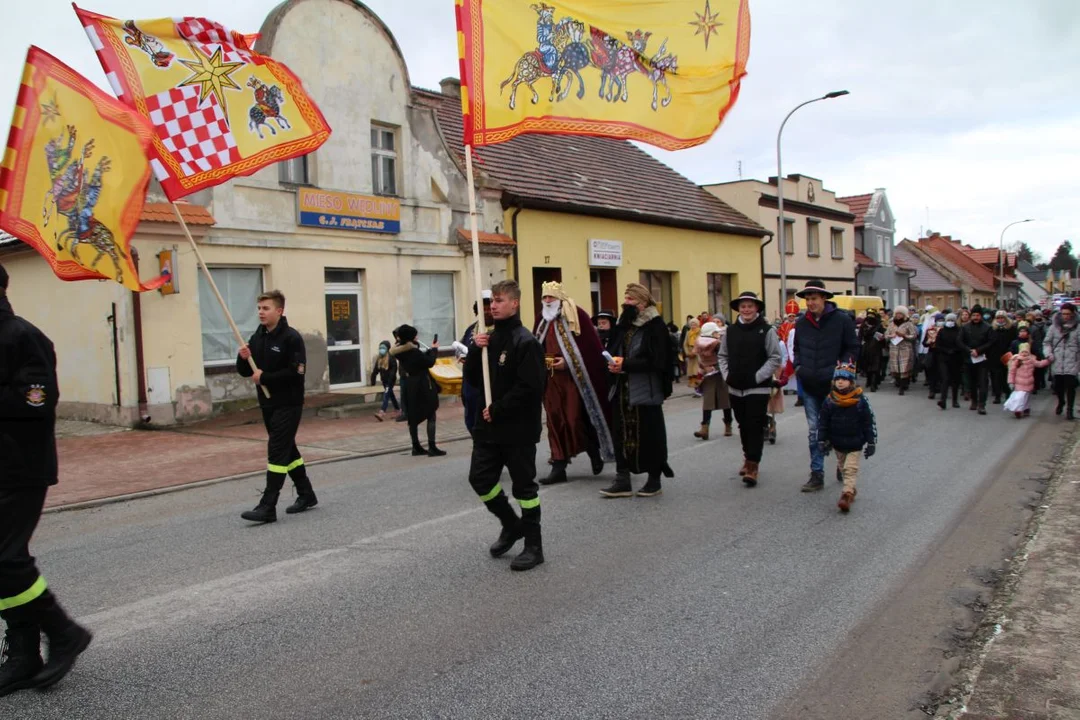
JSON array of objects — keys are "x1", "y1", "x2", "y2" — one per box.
[
  {"x1": 391, "y1": 324, "x2": 445, "y2": 457},
  {"x1": 933, "y1": 313, "x2": 964, "y2": 409},
  {"x1": 858, "y1": 310, "x2": 885, "y2": 391}
]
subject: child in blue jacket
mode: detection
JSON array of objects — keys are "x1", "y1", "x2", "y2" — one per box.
[{"x1": 818, "y1": 363, "x2": 878, "y2": 513}]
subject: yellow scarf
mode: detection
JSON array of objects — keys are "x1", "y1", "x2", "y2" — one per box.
[{"x1": 830, "y1": 386, "x2": 862, "y2": 408}]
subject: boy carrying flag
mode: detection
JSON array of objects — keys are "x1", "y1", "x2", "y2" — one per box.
[{"x1": 818, "y1": 363, "x2": 878, "y2": 513}]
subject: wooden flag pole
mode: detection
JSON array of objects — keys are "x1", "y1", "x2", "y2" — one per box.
[
  {"x1": 169, "y1": 202, "x2": 269, "y2": 399},
  {"x1": 464, "y1": 146, "x2": 493, "y2": 405}
]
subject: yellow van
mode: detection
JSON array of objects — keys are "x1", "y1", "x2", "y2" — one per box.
[{"x1": 796, "y1": 295, "x2": 884, "y2": 315}]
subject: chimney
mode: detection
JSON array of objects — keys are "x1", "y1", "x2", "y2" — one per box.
[{"x1": 439, "y1": 77, "x2": 461, "y2": 98}]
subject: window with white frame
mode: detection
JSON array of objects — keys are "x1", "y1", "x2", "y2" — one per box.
[
  {"x1": 875, "y1": 234, "x2": 884, "y2": 262},
  {"x1": 807, "y1": 220, "x2": 820, "y2": 256},
  {"x1": 371, "y1": 124, "x2": 398, "y2": 196},
  {"x1": 199, "y1": 267, "x2": 264, "y2": 364},
  {"x1": 280, "y1": 156, "x2": 308, "y2": 185},
  {"x1": 831, "y1": 228, "x2": 845, "y2": 258},
  {"x1": 412, "y1": 272, "x2": 455, "y2": 346}
]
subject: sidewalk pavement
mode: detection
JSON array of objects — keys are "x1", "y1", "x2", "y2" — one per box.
[
  {"x1": 47, "y1": 397, "x2": 470, "y2": 510},
  {"x1": 48, "y1": 382, "x2": 701, "y2": 510},
  {"x1": 946, "y1": 431, "x2": 1080, "y2": 719}
]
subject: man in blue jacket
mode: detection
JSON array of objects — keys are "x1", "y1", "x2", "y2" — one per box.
[{"x1": 792, "y1": 280, "x2": 859, "y2": 492}]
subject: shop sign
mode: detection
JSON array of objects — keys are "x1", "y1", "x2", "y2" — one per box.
[
  {"x1": 298, "y1": 188, "x2": 400, "y2": 234},
  {"x1": 589, "y1": 239, "x2": 622, "y2": 267}
]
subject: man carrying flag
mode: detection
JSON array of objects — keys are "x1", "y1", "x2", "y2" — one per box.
[{"x1": 0, "y1": 264, "x2": 93, "y2": 695}]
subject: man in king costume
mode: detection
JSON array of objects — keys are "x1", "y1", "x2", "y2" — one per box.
[{"x1": 534, "y1": 282, "x2": 615, "y2": 484}]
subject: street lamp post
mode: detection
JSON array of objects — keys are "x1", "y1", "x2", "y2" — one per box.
[
  {"x1": 998, "y1": 219, "x2": 1034, "y2": 309},
  {"x1": 776, "y1": 91, "x2": 849, "y2": 314}
]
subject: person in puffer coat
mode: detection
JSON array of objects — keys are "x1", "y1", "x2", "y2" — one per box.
[
  {"x1": 1006, "y1": 344, "x2": 1049, "y2": 418},
  {"x1": 817, "y1": 363, "x2": 877, "y2": 514},
  {"x1": 1043, "y1": 303, "x2": 1080, "y2": 420}
]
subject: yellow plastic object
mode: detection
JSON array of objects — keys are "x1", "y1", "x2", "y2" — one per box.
[
  {"x1": 430, "y1": 356, "x2": 463, "y2": 395},
  {"x1": 795, "y1": 295, "x2": 885, "y2": 314}
]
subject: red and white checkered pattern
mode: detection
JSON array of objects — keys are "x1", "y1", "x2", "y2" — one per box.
[
  {"x1": 145, "y1": 85, "x2": 240, "y2": 178},
  {"x1": 174, "y1": 16, "x2": 250, "y2": 65}
]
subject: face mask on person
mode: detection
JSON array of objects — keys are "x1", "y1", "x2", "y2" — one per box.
[
  {"x1": 379, "y1": 347, "x2": 388, "y2": 357},
  {"x1": 936, "y1": 320, "x2": 945, "y2": 328},
  {"x1": 945, "y1": 321, "x2": 956, "y2": 328},
  {"x1": 541, "y1": 299, "x2": 560, "y2": 322}
]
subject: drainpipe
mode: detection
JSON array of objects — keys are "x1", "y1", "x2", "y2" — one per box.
[
  {"x1": 131, "y1": 248, "x2": 148, "y2": 417},
  {"x1": 106, "y1": 303, "x2": 121, "y2": 407},
  {"x1": 510, "y1": 204, "x2": 524, "y2": 282},
  {"x1": 759, "y1": 233, "x2": 774, "y2": 316}
]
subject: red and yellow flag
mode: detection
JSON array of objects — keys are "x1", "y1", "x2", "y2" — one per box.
[
  {"x1": 0, "y1": 46, "x2": 164, "y2": 292},
  {"x1": 75, "y1": 6, "x2": 331, "y2": 200},
  {"x1": 455, "y1": 0, "x2": 750, "y2": 150}
]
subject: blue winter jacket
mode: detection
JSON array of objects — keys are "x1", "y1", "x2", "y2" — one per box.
[
  {"x1": 819, "y1": 393, "x2": 878, "y2": 453},
  {"x1": 793, "y1": 303, "x2": 860, "y2": 400}
]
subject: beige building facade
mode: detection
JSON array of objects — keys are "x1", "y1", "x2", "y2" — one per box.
[
  {"x1": 705, "y1": 174, "x2": 856, "y2": 315},
  {"x1": 0, "y1": 0, "x2": 510, "y2": 425}
]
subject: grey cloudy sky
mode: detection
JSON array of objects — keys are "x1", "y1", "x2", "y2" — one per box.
[{"x1": 3, "y1": 0, "x2": 1077, "y2": 260}]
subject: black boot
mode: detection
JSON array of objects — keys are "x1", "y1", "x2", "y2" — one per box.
[
  {"x1": 31, "y1": 592, "x2": 92, "y2": 690},
  {"x1": 586, "y1": 444, "x2": 604, "y2": 476},
  {"x1": 285, "y1": 473, "x2": 318, "y2": 514},
  {"x1": 242, "y1": 474, "x2": 284, "y2": 523},
  {"x1": 801, "y1": 471, "x2": 825, "y2": 492},
  {"x1": 599, "y1": 472, "x2": 633, "y2": 498},
  {"x1": 510, "y1": 518, "x2": 544, "y2": 571},
  {"x1": 637, "y1": 472, "x2": 662, "y2": 497},
  {"x1": 485, "y1": 495, "x2": 522, "y2": 558},
  {"x1": 952, "y1": 388, "x2": 960, "y2": 408},
  {"x1": 426, "y1": 421, "x2": 446, "y2": 457},
  {"x1": 540, "y1": 460, "x2": 568, "y2": 485},
  {"x1": 409, "y1": 423, "x2": 426, "y2": 456},
  {"x1": 0, "y1": 620, "x2": 43, "y2": 697}
]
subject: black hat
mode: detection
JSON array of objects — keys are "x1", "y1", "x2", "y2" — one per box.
[
  {"x1": 970, "y1": 304, "x2": 985, "y2": 316},
  {"x1": 730, "y1": 291, "x2": 765, "y2": 313},
  {"x1": 0, "y1": 263, "x2": 7, "y2": 290},
  {"x1": 394, "y1": 324, "x2": 418, "y2": 343},
  {"x1": 593, "y1": 309, "x2": 616, "y2": 323},
  {"x1": 795, "y1": 279, "x2": 834, "y2": 299}
]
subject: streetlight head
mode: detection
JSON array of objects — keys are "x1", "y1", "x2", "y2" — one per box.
[
  {"x1": 824, "y1": 90, "x2": 850, "y2": 99},
  {"x1": 1023, "y1": 218, "x2": 1035, "y2": 223}
]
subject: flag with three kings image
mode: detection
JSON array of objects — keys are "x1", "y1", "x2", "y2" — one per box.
[
  {"x1": 0, "y1": 46, "x2": 165, "y2": 292},
  {"x1": 455, "y1": 0, "x2": 751, "y2": 150},
  {"x1": 75, "y1": 4, "x2": 331, "y2": 201}
]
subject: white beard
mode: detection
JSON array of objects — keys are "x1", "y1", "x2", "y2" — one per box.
[{"x1": 541, "y1": 301, "x2": 560, "y2": 323}]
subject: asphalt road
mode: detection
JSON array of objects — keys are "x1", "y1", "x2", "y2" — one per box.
[{"x1": 4, "y1": 386, "x2": 1063, "y2": 719}]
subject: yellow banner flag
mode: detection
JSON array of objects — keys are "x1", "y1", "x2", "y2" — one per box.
[
  {"x1": 76, "y1": 5, "x2": 331, "y2": 201},
  {"x1": 0, "y1": 46, "x2": 164, "y2": 292},
  {"x1": 455, "y1": 0, "x2": 750, "y2": 150}
]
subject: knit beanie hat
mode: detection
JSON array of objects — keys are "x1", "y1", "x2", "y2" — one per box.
[
  {"x1": 833, "y1": 363, "x2": 858, "y2": 381},
  {"x1": 945, "y1": 313, "x2": 958, "y2": 323}
]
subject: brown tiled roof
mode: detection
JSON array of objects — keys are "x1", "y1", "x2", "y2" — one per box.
[
  {"x1": 964, "y1": 247, "x2": 1000, "y2": 266},
  {"x1": 140, "y1": 202, "x2": 216, "y2": 225},
  {"x1": 456, "y1": 228, "x2": 515, "y2": 246},
  {"x1": 837, "y1": 194, "x2": 873, "y2": 227},
  {"x1": 413, "y1": 87, "x2": 766, "y2": 237},
  {"x1": 893, "y1": 246, "x2": 957, "y2": 292},
  {"x1": 854, "y1": 248, "x2": 878, "y2": 268},
  {"x1": 917, "y1": 235, "x2": 1018, "y2": 292}
]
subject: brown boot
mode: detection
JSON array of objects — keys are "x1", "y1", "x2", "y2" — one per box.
[
  {"x1": 838, "y1": 489, "x2": 857, "y2": 513},
  {"x1": 693, "y1": 424, "x2": 709, "y2": 440},
  {"x1": 743, "y1": 461, "x2": 759, "y2": 487},
  {"x1": 724, "y1": 422, "x2": 733, "y2": 437},
  {"x1": 738, "y1": 458, "x2": 749, "y2": 476}
]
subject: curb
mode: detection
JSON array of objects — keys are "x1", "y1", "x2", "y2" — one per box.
[{"x1": 43, "y1": 432, "x2": 475, "y2": 515}]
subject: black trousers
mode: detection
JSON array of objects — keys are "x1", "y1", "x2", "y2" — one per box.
[
  {"x1": 0, "y1": 488, "x2": 48, "y2": 621},
  {"x1": 969, "y1": 362, "x2": 990, "y2": 406},
  {"x1": 730, "y1": 394, "x2": 769, "y2": 463},
  {"x1": 469, "y1": 442, "x2": 540, "y2": 526},
  {"x1": 1054, "y1": 375, "x2": 1078, "y2": 411},
  {"x1": 924, "y1": 351, "x2": 939, "y2": 392},
  {"x1": 989, "y1": 363, "x2": 1008, "y2": 400},
  {"x1": 262, "y1": 406, "x2": 311, "y2": 492},
  {"x1": 937, "y1": 354, "x2": 962, "y2": 402}
]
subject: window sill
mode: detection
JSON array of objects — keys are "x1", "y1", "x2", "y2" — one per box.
[
  {"x1": 807, "y1": 253, "x2": 820, "y2": 258},
  {"x1": 204, "y1": 364, "x2": 236, "y2": 376},
  {"x1": 280, "y1": 182, "x2": 316, "y2": 191},
  {"x1": 831, "y1": 256, "x2": 845, "y2": 260}
]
